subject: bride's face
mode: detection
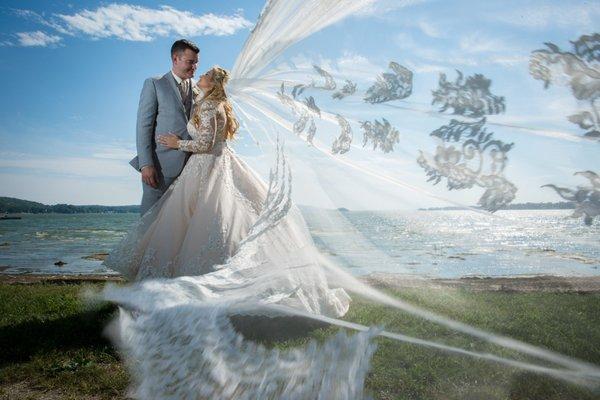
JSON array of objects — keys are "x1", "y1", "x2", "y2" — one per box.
[{"x1": 197, "y1": 70, "x2": 214, "y2": 91}]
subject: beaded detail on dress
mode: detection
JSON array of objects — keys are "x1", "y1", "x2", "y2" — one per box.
[{"x1": 178, "y1": 99, "x2": 227, "y2": 154}]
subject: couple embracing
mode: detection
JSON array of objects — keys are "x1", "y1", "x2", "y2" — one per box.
[
  {"x1": 104, "y1": 37, "x2": 350, "y2": 322},
  {"x1": 104, "y1": 39, "x2": 266, "y2": 281}
]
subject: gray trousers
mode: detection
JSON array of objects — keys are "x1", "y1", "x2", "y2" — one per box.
[{"x1": 140, "y1": 174, "x2": 177, "y2": 216}]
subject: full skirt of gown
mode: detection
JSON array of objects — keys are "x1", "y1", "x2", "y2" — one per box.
[{"x1": 102, "y1": 141, "x2": 350, "y2": 317}]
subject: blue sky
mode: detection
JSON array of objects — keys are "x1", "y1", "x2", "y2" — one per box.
[
  {"x1": 0, "y1": 0, "x2": 598, "y2": 208},
  {"x1": 0, "y1": 0, "x2": 264, "y2": 205}
]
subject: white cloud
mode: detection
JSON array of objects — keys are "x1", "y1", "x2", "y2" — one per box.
[
  {"x1": 0, "y1": 142, "x2": 140, "y2": 205},
  {"x1": 284, "y1": 51, "x2": 384, "y2": 83},
  {"x1": 12, "y1": 8, "x2": 72, "y2": 35},
  {"x1": 458, "y1": 33, "x2": 518, "y2": 54},
  {"x1": 492, "y1": 3, "x2": 600, "y2": 30},
  {"x1": 395, "y1": 32, "x2": 418, "y2": 50},
  {"x1": 90, "y1": 143, "x2": 137, "y2": 160},
  {"x1": 0, "y1": 151, "x2": 133, "y2": 178},
  {"x1": 395, "y1": 31, "x2": 528, "y2": 69},
  {"x1": 334, "y1": 52, "x2": 384, "y2": 80},
  {"x1": 411, "y1": 47, "x2": 481, "y2": 67},
  {"x1": 455, "y1": 33, "x2": 530, "y2": 67},
  {"x1": 357, "y1": 0, "x2": 430, "y2": 17},
  {"x1": 489, "y1": 55, "x2": 529, "y2": 67},
  {"x1": 15, "y1": 31, "x2": 62, "y2": 47},
  {"x1": 0, "y1": 172, "x2": 140, "y2": 206},
  {"x1": 416, "y1": 20, "x2": 442, "y2": 38},
  {"x1": 13, "y1": 8, "x2": 39, "y2": 19},
  {"x1": 403, "y1": 60, "x2": 446, "y2": 74},
  {"x1": 55, "y1": 4, "x2": 253, "y2": 41}
]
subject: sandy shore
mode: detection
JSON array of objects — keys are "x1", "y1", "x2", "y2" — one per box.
[{"x1": 1, "y1": 272, "x2": 600, "y2": 292}]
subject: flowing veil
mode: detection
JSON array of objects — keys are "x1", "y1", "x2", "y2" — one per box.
[{"x1": 95, "y1": 0, "x2": 600, "y2": 398}]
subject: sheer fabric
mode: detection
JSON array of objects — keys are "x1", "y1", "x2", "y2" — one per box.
[
  {"x1": 97, "y1": 0, "x2": 600, "y2": 397},
  {"x1": 103, "y1": 97, "x2": 350, "y2": 316}
]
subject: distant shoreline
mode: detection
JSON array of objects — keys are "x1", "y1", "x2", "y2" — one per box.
[
  {"x1": 418, "y1": 202, "x2": 575, "y2": 211},
  {"x1": 1, "y1": 196, "x2": 577, "y2": 214},
  {"x1": 1, "y1": 272, "x2": 599, "y2": 292},
  {"x1": 0, "y1": 196, "x2": 140, "y2": 214},
  {"x1": 1, "y1": 211, "x2": 139, "y2": 215}
]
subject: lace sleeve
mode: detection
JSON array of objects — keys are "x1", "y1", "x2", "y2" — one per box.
[{"x1": 178, "y1": 101, "x2": 220, "y2": 153}]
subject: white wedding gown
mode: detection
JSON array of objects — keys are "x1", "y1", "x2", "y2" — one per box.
[
  {"x1": 103, "y1": 96, "x2": 350, "y2": 316},
  {"x1": 99, "y1": 97, "x2": 379, "y2": 398}
]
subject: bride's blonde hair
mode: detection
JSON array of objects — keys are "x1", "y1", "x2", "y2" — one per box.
[{"x1": 201, "y1": 66, "x2": 239, "y2": 140}]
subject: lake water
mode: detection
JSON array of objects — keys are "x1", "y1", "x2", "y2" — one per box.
[{"x1": 0, "y1": 210, "x2": 598, "y2": 278}]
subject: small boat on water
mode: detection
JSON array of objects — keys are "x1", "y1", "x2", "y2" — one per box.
[{"x1": 0, "y1": 213, "x2": 22, "y2": 220}]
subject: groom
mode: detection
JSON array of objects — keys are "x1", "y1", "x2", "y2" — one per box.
[{"x1": 129, "y1": 39, "x2": 199, "y2": 215}]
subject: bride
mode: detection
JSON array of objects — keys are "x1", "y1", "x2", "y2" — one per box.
[{"x1": 102, "y1": 65, "x2": 350, "y2": 317}]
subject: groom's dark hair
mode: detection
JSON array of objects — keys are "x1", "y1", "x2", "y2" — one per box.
[{"x1": 171, "y1": 39, "x2": 199, "y2": 56}]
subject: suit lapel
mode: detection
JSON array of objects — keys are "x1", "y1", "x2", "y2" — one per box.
[{"x1": 164, "y1": 72, "x2": 188, "y2": 120}]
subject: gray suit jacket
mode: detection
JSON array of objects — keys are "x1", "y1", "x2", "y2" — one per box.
[{"x1": 130, "y1": 71, "x2": 194, "y2": 178}]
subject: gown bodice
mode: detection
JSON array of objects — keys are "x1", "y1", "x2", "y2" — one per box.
[{"x1": 180, "y1": 98, "x2": 228, "y2": 154}]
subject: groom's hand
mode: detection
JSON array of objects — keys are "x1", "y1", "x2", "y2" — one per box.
[{"x1": 141, "y1": 166, "x2": 159, "y2": 189}]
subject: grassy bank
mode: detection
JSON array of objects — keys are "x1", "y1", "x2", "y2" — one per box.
[{"x1": 1, "y1": 281, "x2": 599, "y2": 399}]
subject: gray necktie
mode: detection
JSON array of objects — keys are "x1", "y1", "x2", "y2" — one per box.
[{"x1": 178, "y1": 79, "x2": 188, "y2": 101}]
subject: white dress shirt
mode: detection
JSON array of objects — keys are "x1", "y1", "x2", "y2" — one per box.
[{"x1": 171, "y1": 70, "x2": 194, "y2": 96}]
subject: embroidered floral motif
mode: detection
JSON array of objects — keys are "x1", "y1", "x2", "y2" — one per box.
[
  {"x1": 179, "y1": 100, "x2": 226, "y2": 153},
  {"x1": 103, "y1": 105, "x2": 263, "y2": 280}
]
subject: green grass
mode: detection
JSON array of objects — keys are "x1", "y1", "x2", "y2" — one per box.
[
  {"x1": 342, "y1": 289, "x2": 600, "y2": 400},
  {"x1": 1, "y1": 282, "x2": 599, "y2": 399},
  {"x1": 0, "y1": 283, "x2": 128, "y2": 399}
]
